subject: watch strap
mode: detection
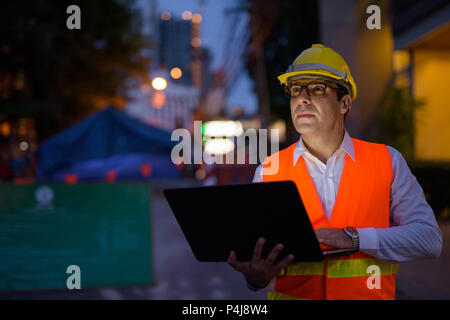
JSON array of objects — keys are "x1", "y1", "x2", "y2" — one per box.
[{"x1": 344, "y1": 227, "x2": 359, "y2": 251}]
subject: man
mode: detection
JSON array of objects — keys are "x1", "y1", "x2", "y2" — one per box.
[{"x1": 227, "y1": 44, "x2": 442, "y2": 300}]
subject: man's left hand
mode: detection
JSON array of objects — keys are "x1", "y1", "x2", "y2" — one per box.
[{"x1": 315, "y1": 228, "x2": 352, "y2": 249}]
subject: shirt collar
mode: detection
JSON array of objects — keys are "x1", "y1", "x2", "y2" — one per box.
[{"x1": 293, "y1": 130, "x2": 355, "y2": 166}]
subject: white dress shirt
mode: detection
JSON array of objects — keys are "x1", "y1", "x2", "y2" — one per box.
[{"x1": 250, "y1": 130, "x2": 443, "y2": 291}]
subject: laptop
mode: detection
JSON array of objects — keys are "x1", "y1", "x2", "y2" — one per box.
[{"x1": 163, "y1": 180, "x2": 356, "y2": 263}]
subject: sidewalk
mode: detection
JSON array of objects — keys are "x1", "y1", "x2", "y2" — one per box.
[{"x1": 395, "y1": 220, "x2": 450, "y2": 299}]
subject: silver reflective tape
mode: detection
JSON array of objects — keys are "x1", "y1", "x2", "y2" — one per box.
[{"x1": 286, "y1": 63, "x2": 347, "y2": 80}]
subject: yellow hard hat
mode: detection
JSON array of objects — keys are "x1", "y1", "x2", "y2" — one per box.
[{"x1": 278, "y1": 44, "x2": 357, "y2": 101}]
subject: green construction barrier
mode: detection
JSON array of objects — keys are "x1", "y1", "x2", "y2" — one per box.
[{"x1": 0, "y1": 183, "x2": 153, "y2": 291}]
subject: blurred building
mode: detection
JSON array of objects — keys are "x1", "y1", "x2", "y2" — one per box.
[
  {"x1": 159, "y1": 12, "x2": 212, "y2": 93},
  {"x1": 126, "y1": 10, "x2": 218, "y2": 132},
  {"x1": 126, "y1": 71, "x2": 199, "y2": 131},
  {"x1": 159, "y1": 15, "x2": 194, "y2": 86},
  {"x1": 319, "y1": 0, "x2": 450, "y2": 161},
  {"x1": 200, "y1": 47, "x2": 213, "y2": 96},
  {"x1": 392, "y1": 0, "x2": 450, "y2": 162},
  {"x1": 0, "y1": 117, "x2": 37, "y2": 181},
  {"x1": 134, "y1": 0, "x2": 159, "y2": 63}
]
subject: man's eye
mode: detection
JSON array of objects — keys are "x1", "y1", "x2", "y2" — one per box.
[
  {"x1": 291, "y1": 86, "x2": 301, "y2": 94},
  {"x1": 311, "y1": 85, "x2": 326, "y2": 92}
]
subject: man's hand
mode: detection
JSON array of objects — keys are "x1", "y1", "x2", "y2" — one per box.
[
  {"x1": 315, "y1": 228, "x2": 352, "y2": 249},
  {"x1": 227, "y1": 237, "x2": 294, "y2": 289}
]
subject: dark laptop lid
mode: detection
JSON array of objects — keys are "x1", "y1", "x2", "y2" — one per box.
[{"x1": 163, "y1": 180, "x2": 331, "y2": 263}]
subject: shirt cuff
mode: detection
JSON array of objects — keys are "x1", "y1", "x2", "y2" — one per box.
[{"x1": 357, "y1": 227, "x2": 379, "y2": 253}]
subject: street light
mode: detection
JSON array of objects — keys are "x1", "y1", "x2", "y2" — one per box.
[
  {"x1": 152, "y1": 77, "x2": 167, "y2": 91},
  {"x1": 170, "y1": 67, "x2": 182, "y2": 79}
]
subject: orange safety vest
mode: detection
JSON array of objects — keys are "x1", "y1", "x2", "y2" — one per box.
[{"x1": 262, "y1": 138, "x2": 399, "y2": 300}]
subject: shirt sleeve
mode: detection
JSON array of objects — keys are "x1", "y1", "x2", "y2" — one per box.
[
  {"x1": 253, "y1": 163, "x2": 263, "y2": 183},
  {"x1": 358, "y1": 146, "x2": 443, "y2": 263}
]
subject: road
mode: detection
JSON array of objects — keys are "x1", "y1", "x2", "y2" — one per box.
[{"x1": 1, "y1": 182, "x2": 449, "y2": 300}]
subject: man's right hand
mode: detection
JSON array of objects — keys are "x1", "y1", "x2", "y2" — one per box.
[{"x1": 227, "y1": 237, "x2": 295, "y2": 289}]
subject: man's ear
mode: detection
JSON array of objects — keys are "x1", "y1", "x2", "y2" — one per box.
[{"x1": 340, "y1": 95, "x2": 352, "y2": 115}]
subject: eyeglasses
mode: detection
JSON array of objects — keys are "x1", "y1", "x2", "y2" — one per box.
[{"x1": 286, "y1": 82, "x2": 339, "y2": 98}]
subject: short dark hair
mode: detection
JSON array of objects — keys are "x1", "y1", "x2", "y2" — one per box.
[
  {"x1": 335, "y1": 83, "x2": 351, "y2": 120},
  {"x1": 336, "y1": 83, "x2": 350, "y2": 101}
]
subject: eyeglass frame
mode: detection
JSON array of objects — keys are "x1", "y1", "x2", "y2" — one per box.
[{"x1": 284, "y1": 80, "x2": 349, "y2": 98}]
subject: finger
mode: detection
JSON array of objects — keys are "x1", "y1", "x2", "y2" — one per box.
[
  {"x1": 275, "y1": 254, "x2": 295, "y2": 270},
  {"x1": 251, "y1": 237, "x2": 265, "y2": 265},
  {"x1": 265, "y1": 243, "x2": 284, "y2": 266},
  {"x1": 227, "y1": 251, "x2": 247, "y2": 272}
]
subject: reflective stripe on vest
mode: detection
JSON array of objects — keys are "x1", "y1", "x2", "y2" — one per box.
[
  {"x1": 277, "y1": 261, "x2": 325, "y2": 277},
  {"x1": 327, "y1": 258, "x2": 399, "y2": 278},
  {"x1": 262, "y1": 138, "x2": 398, "y2": 300},
  {"x1": 267, "y1": 292, "x2": 304, "y2": 300},
  {"x1": 277, "y1": 258, "x2": 399, "y2": 278}
]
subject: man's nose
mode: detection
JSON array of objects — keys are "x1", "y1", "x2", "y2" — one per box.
[{"x1": 297, "y1": 87, "x2": 311, "y2": 103}]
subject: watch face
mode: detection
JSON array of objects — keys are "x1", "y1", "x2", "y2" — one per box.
[{"x1": 346, "y1": 227, "x2": 357, "y2": 236}]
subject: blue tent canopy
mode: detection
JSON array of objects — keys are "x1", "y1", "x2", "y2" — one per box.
[{"x1": 37, "y1": 106, "x2": 181, "y2": 182}]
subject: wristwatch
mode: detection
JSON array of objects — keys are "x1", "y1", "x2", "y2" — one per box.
[{"x1": 343, "y1": 226, "x2": 359, "y2": 251}]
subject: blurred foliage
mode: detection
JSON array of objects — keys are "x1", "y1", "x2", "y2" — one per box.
[
  {"x1": 0, "y1": 0, "x2": 151, "y2": 140},
  {"x1": 377, "y1": 87, "x2": 424, "y2": 163},
  {"x1": 376, "y1": 86, "x2": 449, "y2": 219},
  {"x1": 411, "y1": 163, "x2": 450, "y2": 220},
  {"x1": 244, "y1": 0, "x2": 319, "y2": 144}
]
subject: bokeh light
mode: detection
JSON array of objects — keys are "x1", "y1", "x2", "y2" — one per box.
[
  {"x1": 181, "y1": 11, "x2": 192, "y2": 20},
  {"x1": 0, "y1": 122, "x2": 10, "y2": 137},
  {"x1": 191, "y1": 37, "x2": 202, "y2": 48},
  {"x1": 152, "y1": 91, "x2": 166, "y2": 109},
  {"x1": 170, "y1": 67, "x2": 182, "y2": 79},
  {"x1": 192, "y1": 13, "x2": 202, "y2": 23},
  {"x1": 161, "y1": 12, "x2": 171, "y2": 20},
  {"x1": 151, "y1": 77, "x2": 167, "y2": 91},
  {"x1": 19, "y1": 141, "x2": 29, "y2": 151}
]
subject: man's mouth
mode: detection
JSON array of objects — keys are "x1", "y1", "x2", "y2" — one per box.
[{"x1": 296, "y1": 114, "x2": 315, "y2": 118}]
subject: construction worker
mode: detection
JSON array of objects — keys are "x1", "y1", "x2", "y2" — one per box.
[{"x1": 227, "y1": 44, "x2": 442, "y2": 300}]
